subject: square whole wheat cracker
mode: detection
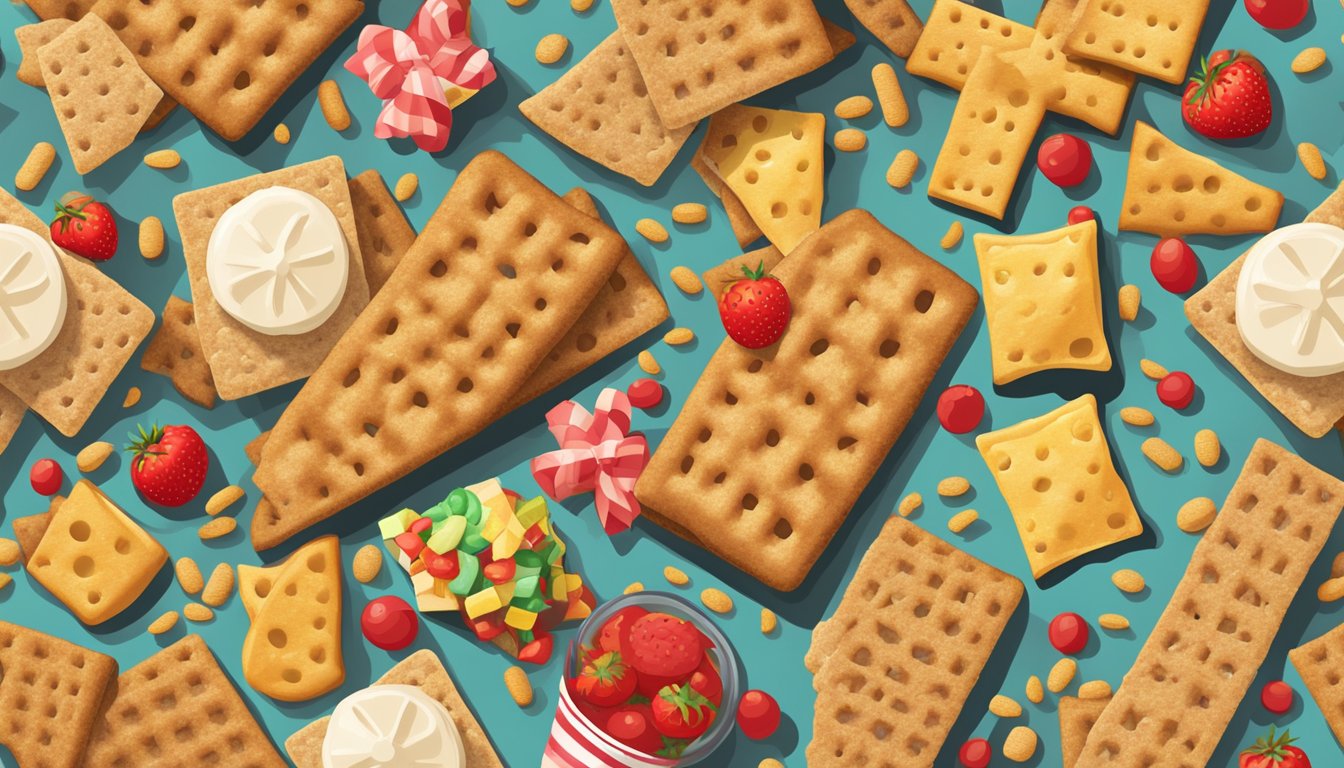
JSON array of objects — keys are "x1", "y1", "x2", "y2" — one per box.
[
  {"x1": 702, "y1": 244, "x2": 784, "y2": 300},
  {"x1": 249, "y1": 150, "x2": 629, "y2": 551},
  {"x1": 0, "y1": 621, "x2": 118, "y2": 768},
  {"x1": 610, "y1": 0, "x2": 832, "y2": 130},
  {"x1": 1060, "y1": 694, "x2": 1110, "y2": 768},
  {"x1": 806, "y1": 516, "x2": 1024, "y2": 767},
  {"x1": 845, "y1": 0, "x2": 923, "y2": 58},
  {"x1": 1290, "y1": 623, "x2": 1344, "y2": 747},
  {"x1": 140, "y1": 295, "x2": 218, "y2": 409},
  {"x1": 1186, "y1": 181, "x2": 1344, "y2": 438},
  {"x1": 38, "y1": 14, "x2": 163, "y2": 174},
  {"x1": 82, "y1": 634, "x2": 286, "y2": 768},
  {"x1": 1074, "y1": 440, "x2": 1344, "y2": 767},
  {"x1": 907, "y1": 0, "x2": 1034, "y2": 91},
  {"x1": 691, "y1": 149, "x2": 764, "y2": 248},
  {"x1": 520, "y1": 31, "x2": 696, "y2": 187},
  {"x1": 285, "y1": 649, "x2": 503, "y2": 768},
  {"x1": 16, "y1": 19, "x2": 74, "y2": 87},
  {"x1": 90, "y1": 0, "x2": 363, "y2": 141},
  {"x1": 23, "y1": 0, "x2": 94, "y2": 19},
  {"x1": 1063, "y1": 0, "x2": 1208, "y2": 85},
  {"x1": 1121, "y1": 121, "x2": 1283, "y2": 237},
  {"x1": 173, "y1": 156, "x2": 372, "y2": 400},
  {"x1": 634, "y1": 210, "x2": 979, "y2": 591},
  {"x1": 347, "y1": 170, "x2": 417, "y2": 298},
  {"x1": 0, "y1": 188, "x2": 154, "y2": 437}
]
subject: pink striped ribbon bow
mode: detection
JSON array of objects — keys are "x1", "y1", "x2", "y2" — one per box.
[
  {"x1": 531, "y1": 389, "x2": 649, "y2": 535},
  {"x1": 344, "y1": 0, "x2": 496, "y2": 152}
]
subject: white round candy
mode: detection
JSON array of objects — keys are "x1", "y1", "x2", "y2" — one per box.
[
  {"x1": 0, "y1": 223, "x2": 67, "y2": 371},
  {"x1": 322, "y1": 685, "x2": 465, "y2": 768}
]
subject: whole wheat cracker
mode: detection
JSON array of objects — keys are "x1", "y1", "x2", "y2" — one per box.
[
  {"x1": 702, "y1": 244, "x2": 785, "y2": 300},
  {"x1": 1064, "y1": 0, "x2": 1208, "y2": 84},
  {"x1": 907, "y1": 0, "x2": 1034, "y2": 91},
  {"x1": 0, "y1": 188, "x2": 154, "y2": 437},
  {"x1": 844, "y1": 0, "x2": 924, "y2": 58},
  {"x1": 1290, "y1": 623, "x2": 1344, "y2": 747},
  {"x1": 1074, "y1": 440, "x2": 1344, "y2": 767},
  {"x1": 90, "y1": 0, "x2": 363, "y2": 141},
  {"x1": 0, "y1": 621, "x2": 118, "y2": 768},
  {"x1": 635, "y1": 210, "x2": 979, "y2": 591},
  {"x1": 172, "y1": 156, "x2": 372, "y2": 400},
  {"x1": 15, "y1": 19, "x2": 73, "y2": 87},
  {"x1": 610, "y1": 0, "x2": 832, "y2": 130},
  {"x1": 691, "y1": 149, "x2": 764, "y2": 248},
  {"x1": 13, "y1": 496, "x2": 62, "y2": 565},
  {"x1": 347, "y1": 169, "x2": 417, "y2": 297},
  {"x1": 821, "y1": 16, "x2": 857, "y2": 55},
  {"x1": 806, "y1": 516, "x2": 1024, "y2": 767},
  {"x1": 140, "y1": 295, "x2": 218, "y2": 409},
  {"x1": 82, "y1": 634, "x2": 286, "y2": 768},
  {"x1": 23, "y1": 0, "x2": 94, "y2": 19},
  {"x1": 520, "y1": 31, "x2": 696, "y2": 187},
  {"x1": 1185, "y1": 181, "x2": 1344, "y2": 437},
  {"x1": 250, "y1": 150, "x2": 629, "y2": 551},
  {"x1": 1060, "y1": 695, "x2": 1110, "y2": 768}
]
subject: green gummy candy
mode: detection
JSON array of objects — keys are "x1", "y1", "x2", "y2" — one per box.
[
  {"x1": 446, "y1": 488, "x2": 471, "y2": 517},
  {"x1": 448, "y1": 551, "x2": 481, "y2": 596},
  {"x1": 427, "y1": 516, "x2": 467, "y2": 554}
]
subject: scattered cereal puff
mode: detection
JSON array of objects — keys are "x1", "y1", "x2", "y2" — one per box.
[
  {"x1": 989, "y1": 694, "x2": 1023, "y2": 718},
  {"x1": 394, "y1": 173, "x2": 419, "y2": 201},
  {"x1": 319, "y1": 80, "x2": 351, "y2": 131},
  {"x1": 1003, "y1": 726, "x2": 1038, "y2": 762},
  {"x1": 1111, "y1": 568, "x2": 1145, "y2": 594},
  {"x1": 1047, "y1": 657, "x2": 1077, "y2": 692},
  {"x1": 834, "y1": 128, "x2": 867, "y2": 152},
  {"x1": 571, "y1": 0, "x2": 595, "y2": 11},
  {"x1": 144, "y1": 149, "x2": 181, "y2": 169},
  {"x1": 1194, "y1": 429, "x2": 1221, "y2": 467},
  {"x1": 1142, "y1": 437, "x2": 1183, "y2": 473},
  {"x1": 202, "y1": 563, "x2": 235, "y2": 607},
  {"x1": 1139, "y1": 358, "x2": 1169, "y2": 379},
  {"x1": 353, "y1": 544, "x2": 383, "y2": 584},
  {"x1": 15, "y1": 142, "x2": 55, "y2": 191},
  {"x1": 1119, "y1": 407, "x2": 1155, "y2": 427},
  {"x1": 1298, "y1": 142, "x2": 1327, "y2": 180},
  {"x1": 0, "y1": 538, "x2": 19, "y2": 567},
  {"x1": 897, "y1": 492, "x2": 922, "y2": 517},
  {"x1": 1177, "y1": 497, "x2": 1217, "y2": 533},
  {"x1": 505, "y1": 666, "x2": 533, "y2": 707},
  {"x1": 664, "y1": 327, "x2": 695, "y2": 346},
  {"x1": 669, "y1": 266, "x2": 703, "y2": 294},
  {"x1": 886, "y1": 149, "x2": 919, "y2": 189},
  {"x1": 76, "y1": 441, "x2": 114, "y2": 473},
  {"x1": 638, "y1": 349, "x2": 661, "y2": 375},
  {"x1": 834, "y1": 96, "x2": 873, "y2": 120},
  {"x1": 761, "y1": 608, "x2": 778, "y2": 635},
  {"x1": 871, "y1": 63, "x2": 909, "y2": 127},
  {"x1": 671, "y1": 203, "x2": 708, "y2": 224},
  {"x1": 635, "y1": 218, "x2": 669, "y2": 243},
  {"x1": 623, "y1": 582, "x2": 644, "y2": 595},
  {"x1": 122, "y1": 386, "x2": 141, "y2": 408},
  {"x1": 701, "y1": 588, "x2": 733, "y2": 614},
  {"x1": 664, "y1": 566, "x2": 690, "y2": 586},
  {"x1": 176, "y1": 557, "x2": 204, "y2": 594},
  {"x1": 535, "y1": 34, "x2": 569, "y2": 65},
  {"x1": 937, "y1": 476, "x2": 970, "y2": 497},
  {"x1": 507, "y1": 0, "x2": 529, "y2": 6},
  {"x1": 1098, "y1": 613, "x2": 1129, "y2": 630},
  {"x1": 1291, "y1": 47, "x2": 1327, "y2": 74},
  {"x1": 147, "y1": 610, "x2": 179, "y2": 635},
  {"x1": 1318, "y1": 577, "x2": 1344, "y2": 602},
  {"x1": 183, "y1": 602, "x2": 214, "y2": 623},
  {"x1": 948, "y1": 509, "x2": 978, "y2": 534},
  {"x1": 205, "y1": 485, "x2": 245, "y2": 516},
  {"x1": 139, "y1": 216, "x2": 165, "y2": 259},
  {"x1": 1332, "y1": 552, "x2": 1344, "y2": 579},
  {"x1": 273, "y1": 123, "x2": 291, "y2": 144},
  {"x1": 759, "y1": 760, "x2": 784, "y2": 768},
  {"x1": 1079, "y1": 680, "x2": 1112, "y2": 699},
  {"x1": 1118, "y1": 284, "x2": 1140, "y2": 321},
  {"x1": 940, "y1": 221, "x2": 963, "y2": 251},
  {"x1": 199, "y1": 517, "x2": 237, "y2": 540}
]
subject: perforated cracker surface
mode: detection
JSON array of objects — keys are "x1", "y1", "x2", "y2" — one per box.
[
  {"x1": 1075, "y1": 440, "x2": 1344, "y2": 767},
  {"x1": 975, "y1": 220, "x2": 1112, "y2": 384},
  {"x1": 806, "y1": 517, "x2": 1024, "y2": 767},
  {"x1": 1026, "y1": 16, "x2": 1135, "y2": 136},
  {"x1": 140, "y1": 296, "x2": 218, "y2": 409},
  {"x1": 15, "y1": 19, "x2": 73, "y2": 87},
  {"x1": 347, "y1": 170, "x2": 416, "y2": 298},
  {"x1": 1291, "y1": 623, "x2": 1344, "y2": 747},
  {"x1": 1121, "y1": 122, "x2": 1284, "y2": 237},
  {"x1": 1059, "y1": 695, "x2": 1110, "y2": 768},
  {"x1": 90, "y1": 0, "x2": 363, "y2": 141},
  {"x1": 1063, "y1": 0, "x2": 1208, "y2": 84},
  {"x1": 0, "y1": 621, "x2": 117, "y2": 768},
  {"x1": 250, "y1": 150, "x2": 629, "y2": 551},
  {"x1": 23, "y1": 0, "x2": 93, "y2": 20},
  {"x1": 691, "y1": 148, "x2": 763, "y2": 248},
  {"x1": 521, "y1": 32, "x2": 696, "y2": 187},
  {"x1": 906, "y1": 0, "x2": 1033, "y2": 91},
  {"x1": 635, "y1": 210, "x2": 979, "y2": 591},
  {"x1": 81, "y1": 635, "x2": 285, "y2": 768},
  {"x1": 844, "y1": 0, "x2": 924, "y2": 58},
  {"x1": 610, "y1": 0, "x2": 832, "y2": 130}
]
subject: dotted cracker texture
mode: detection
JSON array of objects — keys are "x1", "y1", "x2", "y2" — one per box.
[
  {"x1": 1074, "y1": 440, "x2": 1344, "y2": 767},
  {"x1": 1291, "y1": 621, "x2": 1344, "y2": 748},
  {"x1": 804, "y1": 517, "x2": 1024, "y2": 767},
  {"x1": 635, "y1": 209, "x2": 980, "y2": 592},
  {"x1": 346, "y1": 169, "x2": 417, "y2": 298},
  {"x1": 1063, "y1": 0, "x2": 1208, "y2": 85},
  {"x1": 843, "y1": 0, "x2": 924, "y2": 58},
  {"x1": 140, "y1": 295, "x2": 219, "y2": 409},
  {"x1": 907, "y1": 0, "x2": 1034, "y2": 91},
  {"x1": 1059, "y1": 695, "x2": 1110, "y2": 768},
  {"x1": 22, "y1": 0, "x2": 95, "y2": 20}
]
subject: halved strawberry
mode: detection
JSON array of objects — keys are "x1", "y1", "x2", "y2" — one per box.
[{"x1": 623, "y1": 612, "x2": 703, "y2": 680}]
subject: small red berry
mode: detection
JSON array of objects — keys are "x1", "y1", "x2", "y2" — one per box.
[
  {"x1": 959, "y1": 738, "x2": 992, "y2": 768},
  {"x1": 1067, "y1": 206, "x2": 1095, "y2": 226},
  {"x1": 1049, "y1": 612, "x2": 1090, "y2": 655},
  {"x1": 1157, "y1": 372, "x2": 1196, "y2": 410},
  {"x1": 1244, "y1": 0, "x2": 1308, "y2": 30},
  {"x1": 626, "y1": 378, "x2": 663, "y2": 409},
  {"x1": 1037, "y1": 134, "x2": 1093, "y2": 187},
  {"x1": 736, "y1": 690, "x2": 781, "y2": 740},
  {"x1": 937, "y1": 385, "x2": 985, "y2": 434},
  {"x1": 1261, "y1": 680, "x2": 1294, "y2": 714},
  {"x1": 30, "y1": 458, "x2": 62, "y2": 496},
  {"x1": 1151, "y1": 238, "x2": 1199, "y2": 293}
]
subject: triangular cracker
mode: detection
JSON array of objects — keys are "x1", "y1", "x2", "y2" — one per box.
[
  {"x1": 14, "y1": 19, "x2": 73, "y2": 87},
  {"x1": 140, "y1": 296, "x2": 218, "y2": 410},
  {"x1": 843, "y1": 0, "x2": 924, "y2": 58},
  {"x1": 691, "y1": 149, "x2": 764, "y2": 248}
]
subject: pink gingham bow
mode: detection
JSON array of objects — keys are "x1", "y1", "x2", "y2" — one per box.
[
  {"x1": 344, "y1": 0, "x2": 495, "y2": 152},
  {"x1": 531, "y1": 389, "x2": 649, "y2": 535}
]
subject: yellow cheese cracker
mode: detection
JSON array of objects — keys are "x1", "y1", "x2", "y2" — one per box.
[
  {"x1": 976, "y1": 395, "x2": 1142, "y2": 579},
  {"x1": 1064, "y1": 0, "x2": 1209, "y2": 84},
  {"x1": 239, "y1": 535, "x2": 343, "y2": 702},
  {"x1": 975, "y1": 220, "x2": 1112, "y2": 384},
  {"x1": 1120, "y1": 121, "x2": 1284, "y2": 237},
  {"x1": 1029, "y1": 1, "x2": 1136, "y2": 136},
  {"x1": 700, "y1": 105, "x2": 825, "y2": 255},
  {"x1": 25, "y1": 480, "x2": 167, "y2": 625},
  {"x1": 907, "y1": 0, "x2": 1034, "y2": 90}
]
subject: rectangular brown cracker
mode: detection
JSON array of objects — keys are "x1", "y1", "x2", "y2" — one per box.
[
  {"x1": 250, "y1": 150, "x2": 629, "y2": 551},
  {"x1": 0, "y1": 189, "x2": 153, "y2": 437},
  {"x1": 1291, "y1": 624, "x2": 1344, "y2": 747},
  {"x1": 1060, "y1": 695, "x2": 1110, "y2": 768},
  {"x1": 1064, "y1": 0, "x2": 1208, "y2": 84},
  {"x1": 173, "y1": 156, "x2": 371, "y2": 400},
  {"x1": 15, "y1": 19, "x2": 74, "y2": 87},
  {"x1": 806, "y1": 517, "x2": 1024, "y2": 766},
  {"x1": 691, "y1": 149, "x2": 764, "y2": 248},
  {"x1": 1185, "y1": 181, "x2": 1344, "y2": 437},
  {"x1": 285, "y1": 649, "x2": 503, "y2": 768},
  {"x1": 907, "y1": 0, "x2": 1034, "y2": 91},
  {"x1": 0, "y1": 621, "x2": 117, "y2": 768},
  {"x1": 347, "y1": 169, "x2": 417, "y2": 297},
  {"x1": 83, "y1": 634, "x2": 286, "y2": 767},
  {"x1": 845, "y1": 0, "x2": 924, "y2": 58},
  {"x1": 90, "y1": 0, "x2": 364, "y2": 141},
  {"x1": 635, "y1": 210, "x2": 979, "y2": 591},
  {"x1": 1074, "y1": 440, "x2": 1344, "y2": 767},
  {"x1": 610, "y1": 0, "x2": 833, "y2": 130},
  {"x1": 140, "y1": 295, "x2": 218, "y2": 409},
  {"x1": 520, "y1": 31, "x2": 696, "y2": 187}
]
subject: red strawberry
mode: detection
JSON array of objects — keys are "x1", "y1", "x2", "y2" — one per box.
[
  {"x1": 717, "y1": 261, "x2": 791, "y2": 349},
  {"x1": 1240, "y1": 727, "x2": 1311, "y2": 768},
  {"x1": 623, "y1": 612, "x2": 703, "y2": 679},
  {"x1": 1182, "y1": 51, "x2": 1273, "y2": 140},
  {"x1": 126, "y1": 424, "x2": 208, "y2": 507},
  {"x1": 50, "y1": 192, "x2": 118, "y2": 261}
]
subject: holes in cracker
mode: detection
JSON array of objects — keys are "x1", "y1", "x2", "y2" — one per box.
[
  {"x1": 879, "y1": 339, "x2": 900, "y2": 358},
  {"x1": 742, "y1": 493, "x2": 758, "y2": 510},
  {"x1": 810, "y1": 338, "x2": 829, "y2": 356},
  {"x1": 497, "y1": 263, "x2": 517, "y2": 279},
  {"x1": 773, "y1": 518, "x2": 793, "y2": 539},
  {"x1": 234, "y1": 71, "x2": 251, "y2": 90}
]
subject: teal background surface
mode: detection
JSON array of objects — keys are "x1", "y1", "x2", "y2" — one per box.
[{"x1": 0, "y1": 0, "x2": 1342, "y2": 765}]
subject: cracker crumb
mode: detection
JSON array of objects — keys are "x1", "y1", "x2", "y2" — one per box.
[
  {"x1": 940, "y1": 221, "x2": 963, "y2": 251},
  {"x1": 761, "y1": 608, "x2": 777, "y2": 635},
  {"x1": 701, "y1": 587, "x2": 733, "y2": 614},
  {"x1": 273, "y1": 123, "x2": 291, "y2": 144},
  {"x1": 635, "y1": 218, "x2": 669, "y2": 243},
  {"x1": 353, "y1": 544, "x2": 383, "y2": 584},
  {"x1": 144, "y1": 149, "x2": 181, "y2": 169},
  {"x1": 947, "y1": 509, "x2": 979, "y2": 534},
  {"x1": 1139, "y1": 358, "x2": 1168, "y2": 379},
  {"x1": 886, "y1": 149, "x2": 919, "y2": 189},
  {"x1": 664, "y1": 565, "x2": 690, "y2": 585},
  {"x1": 834, "y1": 128, "x2": 867, "y2": 152},
  {"x1": 1194, "y1": 428, "x2": 1221, "y2": 467},
  {"x1": 1291, "y1": 46, "x2": 1327, "y2": 74},
  {"x1": 1298, "y1": 142, "x2": 1328, "y2": 180},
  {"x1": 989, "y1": 694, "x2": 1023, "y2": 718},
  {"x1": 1098, "y1": 613, "x2": 1129, "y2": 630},
  {"x1": 1047, "y1": 657, "x2": 1077, "y2": 693},
  {"x1": 834, "y1": 96, "x2": 873, "y2": 120},
  {"x1": 76, "y1": 441, "x2": 114, "y2": 473},
  {"x1": 394, "y1": 172, "x2": 419, "y2": 201},
  {"x1": 897, "y1": 492, "x2": 922, "y2": 517},
  {"x1": 139, "y1": 216, "x2": 165, "y2": 260},
  {"x1": 1111, "y1": 568, "x2": 1146, "y2": 594},
  {"x1": 1119, "y1": 407, "x2": 1155, "y2": 427},
  {"x1": 638, "y1": 349, "x2": 661, "y2": 375},
  {"x1": 1142, "y1": 437, "x2": 1183, "y2": 473},
  {"x1": 671, "y1": 203, "x2": 708, "y2": 224},
  {"x1": 871, "y1": 62, "x2": 909, "y2": 127},
  {"x1": 937, "y1": 476, "x2": 970, "y2": 497},
  {"x1": 536, "y1": 33, "x2": 569, "y2": 65},
  {"x1": 1118, "y1": 284, "x2": 1140, "y2": 321},
  {"x1": 504, "y1": 666, "x2": 533, "y2": 707},
  {"x1": 664, "y1": 327, "x2": 695, "y2": 346},
  {"x1": 669, "y1": 265, "x2": 703, "y2": 294},
  {"x1": 15, "y1": 142, "x2": 55, "y2": 191},
  {"x1": 1003, "y1": 726, "x2": 1038, "y2": 762},
  {"x1": 147, "y1": 611, "x2": 179, "y2": 635},
  {"x1": 1079, "y1": 679, "x2": 1113, "y2": 699},
  {"x1": 318, "y1": 80, "x2": 351, "y2": 131}
]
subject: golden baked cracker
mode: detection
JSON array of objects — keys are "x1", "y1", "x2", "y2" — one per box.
[
  {"x1": 1076, "y1": 440, "x2": 1344, "y2": 767},
  {"x1": 250, "y1": 151, "x2": 629, "y2": 551},
  {"x1": 844, "y1": 0, "x2": 924, "y2": 58},
  {"x1": 140, "y1": 295, "x2": 218, "y2": 409},
  {"x1": 701, "y1": 105, "x2": 825, "y2": 254},
  {"x1": 702, "y1": 244, "x2": 785, "y2": 300},
  {"x1": 239, "y1": 536, "x2": 343, "y2": 702},
  {"x1": 285, "y1": 649, "x2": 504, "y2": 768},
  {"x1": 13, "y1": 496, "x2": 61, "y2": 565},
  {"x1": 347, "y1": 169, "x2": 417, "y2": 297},
  {"x1": 22, "y1": 0, "x2": 93, "y2": 19},
  {"x1": 929, "y1": 49, "x2": 1048, "y2": 220},
  {"x1": 1064, "y1": 0, "x2": 1208, "y2": 84},
  {"x1": 806, "y1": 517, "x2": 1024, "y2": 766},
  {"x1": 0, "y1": 621, "x2": 117, "y2": 768},
  {"x1": 15, "y1": 19, "x2": 73, "y2": 87},
  {"x1": 1026, "y1": 31, "x2": 1135, "y2": 136},
  {"x1": 82, "y1": 634, "x2": 286, "y2": 767},
  {"x1": 90, "y1": 0, "x2": 363, "y2": 141},
  {"x1": 1291, "y1": 623, "x2": 1344, "y2": 747},
  {"x1": 907, "y1": 0, "x2": 1034, "y2": 90},
  {"x1": 974, "y1": 220, "x2": 1112, "y2": 384},
  {"x1": 173, "y1": 156, "x2": 372, "y2": 400},
  {"x1": 1185, "y1": 181, "x2": 1344, "y2": 437},
  {"x1": 1121, "y1": 122, "x2": 1284, "y2": 237},
  {"x1": 244, "y1": 430, "x2": 269, "y2": 466},
  {"x1": 635, "y1": 210, "x2": 979, "y2": 591},
  {"x1": 37, "y1": 14, "x2": 163, "y2": 174},
  {"x1": 610, "y1": 0, "x2": 832, "y2": 130},
  {"x1": 821, "y1": 17, "x2": 857, "y2": 54},
  {"x1": 977, "y1": 395, "x2": 1142, "y2": 579},
  {"x1": 25, "y1": 480, "x2": 168, "y2": 625},
  {"x1": 1060, "y1": 694, "x2": 1110, "y2": 767},
  {"x1": 520, "y1": 32, "x2": 696, "y2": 187},
  {"x1": 691, "y1": 149, "x2": 764, "y2": 248}
]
